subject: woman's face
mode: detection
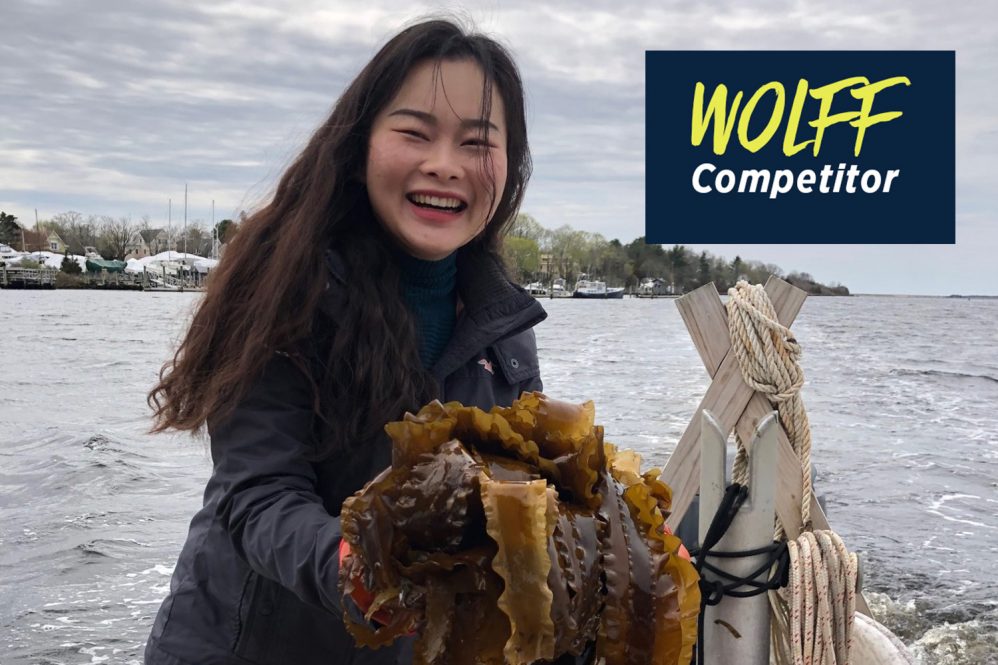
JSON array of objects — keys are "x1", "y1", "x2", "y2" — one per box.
[{"x1": 366, "y1": 58, "x2": 508, "y2": 261}]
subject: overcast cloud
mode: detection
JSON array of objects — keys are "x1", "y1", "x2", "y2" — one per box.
[{"x1": 1, "y1": 0, "x2": 994, "y2": 294}]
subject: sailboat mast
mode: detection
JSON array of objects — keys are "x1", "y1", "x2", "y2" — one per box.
[{"x1": 211, "y1": 199, "x2": 216, "y2": 259}]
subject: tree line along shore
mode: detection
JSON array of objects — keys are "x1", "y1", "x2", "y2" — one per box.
[
  {"x1": 1, "y1": 210, "x2": 848, "y2": 296},
  {"x1": 501, "y1": 214, "x2": 849, "y2": 296}
]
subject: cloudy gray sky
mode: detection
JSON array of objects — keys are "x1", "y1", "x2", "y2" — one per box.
[{"x1": 2, "y1": 0, "x2": 994, "y2": 295}]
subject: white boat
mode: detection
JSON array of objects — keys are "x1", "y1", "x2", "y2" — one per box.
[
  {"x1": 524, "y1": 281, "x2": 548, "y2": 297},
  {"x1": 551, "y1": 278, "x2": 572, "y2": 298},
  {"x1": 573, "y1": 274, "x2": 624, "y2": 299},
  {"x1": 636, "y1": 277, "x2": 674, "y2": 297}
]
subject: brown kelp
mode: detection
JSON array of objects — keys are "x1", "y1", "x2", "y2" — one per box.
[{"x1": 339, "y1": 392, "x2": 700, "y2": 664}]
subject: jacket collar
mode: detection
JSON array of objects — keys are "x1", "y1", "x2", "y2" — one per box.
[
  {"x1": 323, "y1": 245, "x2": 546, "y2": 381},
  {"x1": 455, "y1": 245, "x2": 539, "y2": 323},
  {"x1": 430, "y1": 245, "x2": 546, "y2": 381}
]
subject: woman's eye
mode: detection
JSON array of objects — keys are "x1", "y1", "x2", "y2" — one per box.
[
  {"x1": 398, "y1": 129, "x2": 428, "y2": 140},
  {"x1": 463, "y1": 137, "x2": 495, "y2": 148}
]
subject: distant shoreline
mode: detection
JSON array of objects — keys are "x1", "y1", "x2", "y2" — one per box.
[
  {"x1": 4, "y1": 285, "x2": 995, "y2": 299},
  {"x1": 851, "y1": 293, "x2": 998, "y2": 299}
]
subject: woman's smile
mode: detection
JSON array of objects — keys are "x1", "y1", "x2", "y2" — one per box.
[{"x1": 406, "y1": 189, "x2": 469, "y2": 221}]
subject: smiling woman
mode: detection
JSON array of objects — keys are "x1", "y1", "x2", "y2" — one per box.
[{"x1": 142, "y1": 18, "x2": 544, "y2": 665}]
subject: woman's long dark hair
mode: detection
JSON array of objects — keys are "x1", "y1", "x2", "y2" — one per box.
[{"x1": 148, "y1": 19, "x2": 532, "y2": 457}]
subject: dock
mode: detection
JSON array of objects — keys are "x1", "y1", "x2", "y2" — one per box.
[{"x1": 1, "y1": 267, "x2": 56, "y2": 289}]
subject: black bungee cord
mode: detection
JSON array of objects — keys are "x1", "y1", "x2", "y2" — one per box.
[{"x1": 688, "y1": 483, "x2": 791, "y2": 665}]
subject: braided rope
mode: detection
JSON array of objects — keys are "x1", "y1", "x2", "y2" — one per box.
[
  {"x1": 725, "y1": 281, "x2": 858, "y2": 665},
  {"x1": 726, "y1": 281, "x2": 813, "y2": 530},
  {"x1": 770, "y1": 532, "x2": 859, "y2": 665}
]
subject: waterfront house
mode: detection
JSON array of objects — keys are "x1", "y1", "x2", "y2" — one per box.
[
  {"x1": 125, "y1": 230, "x2": 155, "y2": 259},
  {"x1": 125, "y1": 229, "x2": 174, "y2": 259},
  {"x1": 152, "y1": 229, "x2": 173, "y2": 254},
  {"x1": 46, "y1": 230, "x2": 66, "y2": 254}
]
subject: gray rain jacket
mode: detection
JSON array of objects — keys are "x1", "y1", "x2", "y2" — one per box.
[{"x1": 145, "y1": 247, "x2": 546, "y2": 665}]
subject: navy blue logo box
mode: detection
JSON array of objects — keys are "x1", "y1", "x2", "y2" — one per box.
[{"x1": 645, "y1": 51, "x2": 955, "y2": 244}]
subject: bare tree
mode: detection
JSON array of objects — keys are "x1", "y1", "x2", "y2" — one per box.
[
  {"x1": 190, "y1": 229, "x2": 213, "y2": 256},
  {"x1": 97, "y1": 215, "x2": 132, "y2": 260},
  {"x1": 50, "y1": 211, "x2": 89, "y2": 253},
  {"x1": 548, "y1": 225, "x2": 589, "y2": 282},
  {"x1": 508, "y1": 213, "x2": 546, "y2": 243},
  {"x1": 582, "y1": 232, "x2": 609, "y2": 277},
  {"x1": 21, "y1": 228, "x2": 48, "y2": 252},
  {"x1": 180, "y1": 219, "x2": 211, "y2": 257},
  {"x1": 51, "y1": 211, "x2": 99, "y2": 254},
  {"x1": 51, "y1": 210, "x2": 84, "y2": 228}
]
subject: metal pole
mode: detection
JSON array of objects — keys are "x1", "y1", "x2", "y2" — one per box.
[
  {"x1": 698, "y1": 410, "x2": 778, "y2": 665},
  {"x1": 181, "y1": 184, "x2": 188, "y2": 289},
  {"x1": 168, "y1": 198, "x2": 172, "y2": 259}
]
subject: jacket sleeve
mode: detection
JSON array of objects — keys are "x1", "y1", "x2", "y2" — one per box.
[
  {"x1": 520, "y1": 372, "x2": 543, "y2": 394},
  {"x1": 516, "y1": 328, "x2": 543, "y2": 394},
  {"x1": 208, "y1": 353, "x2": 344, "y2": 615}
]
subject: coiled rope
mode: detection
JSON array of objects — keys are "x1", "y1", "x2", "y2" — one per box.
[{"x1": 726, "y1": 281, "x2": 858, "y2": 665}]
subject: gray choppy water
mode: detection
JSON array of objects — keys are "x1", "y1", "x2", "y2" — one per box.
[{"x1": 1, "y1": 291, "x2": 996, "y2": 664}]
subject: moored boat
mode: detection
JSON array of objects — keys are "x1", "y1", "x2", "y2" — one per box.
[
  {"x1": 524, "y1": 281, "x2": 548, "y2": 297},
  {"x1": 573, "y1": 274, "x2": 624, "y2": 299},
  {"x1": 551, "y1": 277, "x2": 572, "y2": 298},
  {"x1": 635, "y1": 277, "x2": 675, "y2": 297}
]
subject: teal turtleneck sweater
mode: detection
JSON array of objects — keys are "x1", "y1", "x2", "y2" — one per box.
[{"x1": 397, "y1": 251, "x2": 457, "y2": 369}]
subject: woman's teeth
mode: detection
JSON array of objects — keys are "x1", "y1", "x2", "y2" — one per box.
[{"x1": 409, "y1": 194, "x2": 465, "y2": 211}]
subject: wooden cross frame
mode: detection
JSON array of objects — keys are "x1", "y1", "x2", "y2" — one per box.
[{"x1": 661, "y1": 277, "x2": 870, "y2": 616}]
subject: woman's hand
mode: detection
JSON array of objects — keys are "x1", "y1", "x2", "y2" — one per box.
[{"x1": 338, "y1": 540, "x2": 394, "y2": 626}]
